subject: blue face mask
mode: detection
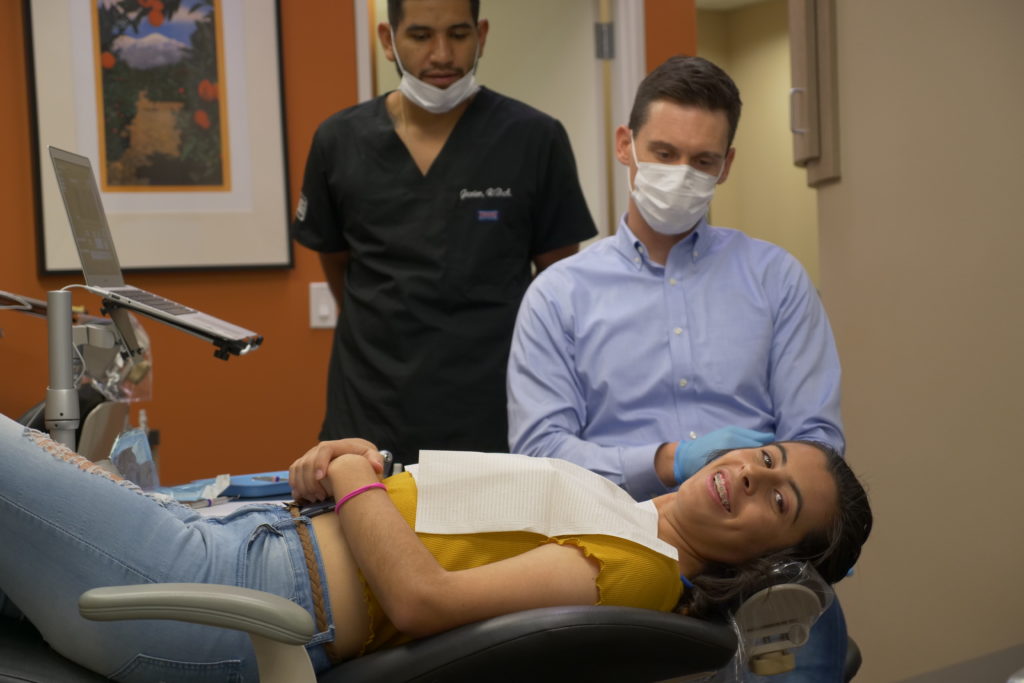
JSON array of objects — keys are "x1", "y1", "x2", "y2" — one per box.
[{"x1": 390, "y1": 28, "x2": 481, "y2": 114}]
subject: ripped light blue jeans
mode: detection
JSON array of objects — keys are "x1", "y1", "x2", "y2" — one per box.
[{"x1": 0, "y1": 413, "x2": 335, "y2": 682}]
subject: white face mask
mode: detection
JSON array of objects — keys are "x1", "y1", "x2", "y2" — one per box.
[
  {"x1": 391, "y1": 28, "x2": 481, "y2": 114},
  {"x1": 628, "y1": 133, "x2": 722, "y2": 236}
]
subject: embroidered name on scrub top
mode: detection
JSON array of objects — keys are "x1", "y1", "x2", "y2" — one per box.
[
  {"x1": 407, "y1": 450, "x2": 678, "y2": 560},
  {"x1": 459, "y1": 187, "x2": 513, "y2": 199},
  {"x1": 460, "y1": 187, "x2": 512, "y2": 223}
]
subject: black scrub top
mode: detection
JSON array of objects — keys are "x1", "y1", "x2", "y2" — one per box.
[{"x1": 292, "y1": 87, "x2": 597, "y2": 464}]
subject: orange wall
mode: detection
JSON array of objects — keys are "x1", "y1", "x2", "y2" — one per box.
[
  {"x1": 0, "y1": 1, "x2": 357, "y2": 484},
  {"x1": 645, "y1": 0, "x2": 697, "y2": 70},
  {"x1": 0, "y1": 1, "x2": 690, "y2": 484}
]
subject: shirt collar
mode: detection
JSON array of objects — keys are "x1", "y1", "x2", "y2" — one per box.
[{"x1": 613, "y1": 214, "x2": 710, "y2": 270}]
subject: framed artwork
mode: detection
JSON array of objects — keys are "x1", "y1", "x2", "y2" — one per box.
[{"x1": 26, "y1": 0, "x2": 292, "y2": 273}]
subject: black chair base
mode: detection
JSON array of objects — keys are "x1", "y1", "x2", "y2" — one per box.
[
  {"x1": 845, "y1": 636, "x2": 862, "y2": 681},
  {"x1": 1, "y1": 606, "x2": 737, "y2": 683},
  {"x1": 0, "y1": 617, "x2": 106, "y2": 683},
  {"x1": 324, "y1": 605, "x2": 737, "y2": 683}
]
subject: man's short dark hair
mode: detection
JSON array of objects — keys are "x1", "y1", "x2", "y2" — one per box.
[
  {"x1": 628, "y1": 55, "x2": 742, "y2": 149},
  {"x1": 388, "y1": 0, "x2": 480, "y2": 27}
]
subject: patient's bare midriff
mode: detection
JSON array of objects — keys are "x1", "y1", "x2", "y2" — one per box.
[{"x1": 311, "y1": 512, "x2": 371, "y2": 660}]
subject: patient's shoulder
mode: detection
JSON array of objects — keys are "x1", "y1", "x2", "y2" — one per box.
[{"x1": 554, "y1": 536, "x2": 681, "y2": 612}]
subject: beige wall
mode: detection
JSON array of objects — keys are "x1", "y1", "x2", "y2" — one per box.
[
  {"x1": 698, "y1": 0, "x2": 820, "y2": 285},
  {"x1": 820, "y1": 0, "x2": 1024, "y2": 680},
  {"x1": 702, "y1": 1, "x2": 1024, "y2": 678}
]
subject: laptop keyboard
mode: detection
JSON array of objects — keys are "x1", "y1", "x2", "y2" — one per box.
[{"x1": 115, "y1": 287, "x2": 196, "y2": 316}]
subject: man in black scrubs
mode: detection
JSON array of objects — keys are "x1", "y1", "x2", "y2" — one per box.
[{"x1": 291, "y1": 0, "x2": 596, "y2": 465}]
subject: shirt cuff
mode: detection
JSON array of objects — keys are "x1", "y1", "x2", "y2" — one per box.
[{"x1": 620, "y1": 444, "x2": 673, "y2": 502}]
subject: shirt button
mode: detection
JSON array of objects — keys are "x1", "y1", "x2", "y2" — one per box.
[
  {"x1": 673, "y1": 327, "x2": 683, "y2": 335},
  {"x1": 694, "y1": 250, "x2": 700, "y2": 258},
  {"x1": 669, "y1": 278, "x2": 678, "y2": 285},
  {"x1": 678, "y1": 379, "x2": 688, "y2": 388},
  {"x1": 689, "y1": 431, "x2": 698, "y2": 440},
  {"x1": 634, "y1": 257, "x2": 641, "y2": 263}
]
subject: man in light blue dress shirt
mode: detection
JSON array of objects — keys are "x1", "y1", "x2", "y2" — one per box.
[{"x1": 507, "y1": 56, "x2": 848, "y2": 681}]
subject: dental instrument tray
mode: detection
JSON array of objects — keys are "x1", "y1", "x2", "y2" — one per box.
[
  {"x1": 215, "y1": 471, "x2": 290, "y2": 498},
  {"x1": 159, "y1": 471, "x2": 290, "y2": 501}
]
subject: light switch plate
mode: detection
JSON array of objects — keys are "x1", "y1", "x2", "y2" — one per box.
[{"x1": 309, "y1": 282, "x2": 337, "y2": 329}]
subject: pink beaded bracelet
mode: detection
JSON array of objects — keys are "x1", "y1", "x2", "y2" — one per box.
[{"x1": 334, "y1": 482, "x2": 387, "y2": 514}]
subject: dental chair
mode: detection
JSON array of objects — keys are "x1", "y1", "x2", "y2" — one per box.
[
  {"x1": 0, "y1": 594, "x2": 734, "y2": 682},
  {"x1": 0, "y1": 292, "x2": 861, "y2": 681},
  {"x1": 0, "y1": 576, "x2": 860, "y2": 682}
]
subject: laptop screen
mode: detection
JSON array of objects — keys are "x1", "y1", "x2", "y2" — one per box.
[{"x1": 49, "y1": 147, "x2": 125, "y2": 288}]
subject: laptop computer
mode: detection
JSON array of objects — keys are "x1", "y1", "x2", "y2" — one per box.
[{"x1": 47, "y1": 146, "x2": 263, "y2": 358}]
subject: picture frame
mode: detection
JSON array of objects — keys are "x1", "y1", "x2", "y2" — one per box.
[{"x1": 25, "y1": 0, "x2": 292, "y2": 274}]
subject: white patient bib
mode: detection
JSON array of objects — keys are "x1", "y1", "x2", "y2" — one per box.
[{"x1": 407, "y1": 451, "x2": 677, "y2": 560}]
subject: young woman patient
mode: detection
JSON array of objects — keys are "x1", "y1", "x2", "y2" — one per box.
[{"x1": 0, "y1": 412, "x2": 871, "y2": 681}]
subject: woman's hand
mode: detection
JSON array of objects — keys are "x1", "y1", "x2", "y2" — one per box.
[{"x1": 288, "y1": 438, "x2": 385, "y2": 503}]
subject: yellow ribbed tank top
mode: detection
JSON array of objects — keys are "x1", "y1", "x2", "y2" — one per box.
[{"x1": 359, "y1": 472, "x2": 682, "y2": 654}]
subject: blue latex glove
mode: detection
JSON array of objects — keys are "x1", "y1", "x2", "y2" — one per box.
[{"x1": 673, "y1": 426, "x2": 775, "y2": 484}]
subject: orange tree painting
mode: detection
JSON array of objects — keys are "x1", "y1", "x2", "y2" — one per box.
[{"x1": 95, "y1": 0, "x2": 229, "y2": 189}]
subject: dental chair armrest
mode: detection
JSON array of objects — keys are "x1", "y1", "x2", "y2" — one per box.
[
  {"x1": 80, "y1": 583, "x2": 317, "y2": 683},
  {"x1": 79, "y1": 583, "x2": 314, "y2": 644}
]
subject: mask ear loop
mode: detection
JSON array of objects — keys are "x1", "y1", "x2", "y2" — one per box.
[
  {"x1": 711, "y1": 147, "x2": 729, "y2": 184},
  {"x1": 629, "y1": 130, "x2": 729, "y2": 183},
  {"x1": 627, "y1": 131, "x2": 641, "y2": 195},
  {"x1": 466, "y1": 30, "x2": 482, "y2": 75},
  {"x1": 389, "y1": 26, "x2": 409, "y2": 76}
]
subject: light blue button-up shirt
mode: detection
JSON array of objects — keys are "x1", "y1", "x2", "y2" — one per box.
[{"x1": 507, "y1": 217, "x2": 843, "y2": 502}]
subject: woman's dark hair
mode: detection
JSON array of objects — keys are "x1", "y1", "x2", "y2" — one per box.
[
  {"x1": 628, "y1": 55, "x2": 742, "y2": 149},
  {"x1": 680, "y1": 442, "x2": 872, "y2": 619}
]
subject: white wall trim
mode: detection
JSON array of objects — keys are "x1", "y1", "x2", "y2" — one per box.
[
  {"x1": 613, "y1": 0, "x2": 646, "y2": 125},
  {"x1": 353, "y1": 0, "x2": 373, "y2": 103},
  {"x1": 610, "y1": 0, "x2": 646, "y2": 226}
]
